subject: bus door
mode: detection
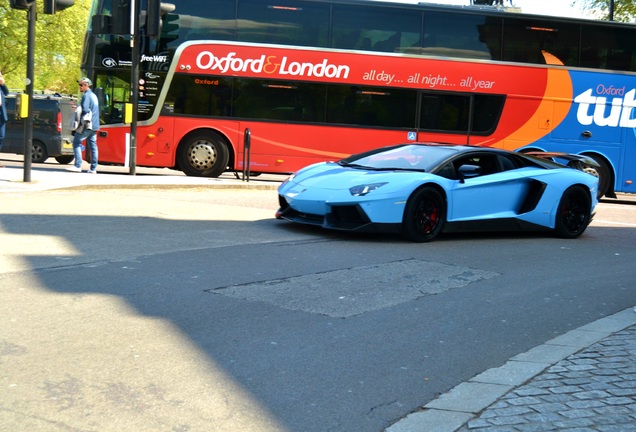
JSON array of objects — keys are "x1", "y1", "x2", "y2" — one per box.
[
  {"x1": 620, "y1": 127, "x2": 636, "y2": 194},
  {"x1": 550, "y1": 108, "x2": 622, "y2": 155},
  {"x1": 137, "y1": 117, "x2": 176, "y2": 166}
]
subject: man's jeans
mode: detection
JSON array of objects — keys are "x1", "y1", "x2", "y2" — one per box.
[
  {"x1": 0, "y1": 119, "x2": 6, "y2": 152},
  {"x1": 72, "y1": 129, "x2": 98, "y2": 171}
]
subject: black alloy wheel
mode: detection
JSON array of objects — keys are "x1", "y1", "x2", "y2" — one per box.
[
  {"x1": 554, "y1": 185, "x2": 591, "y2": 238},
  {"x1": 402, "y1": 186, "x2": 446, "y2": 242}
]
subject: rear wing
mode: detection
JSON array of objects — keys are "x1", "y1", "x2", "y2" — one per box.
[{"x1": 525, "y1": 152, "x2": 600, "y2": 170}]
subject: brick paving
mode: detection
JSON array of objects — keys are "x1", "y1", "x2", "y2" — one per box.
[{"x1": 457, "y1": 325, "x2": 636, "y2": 432}]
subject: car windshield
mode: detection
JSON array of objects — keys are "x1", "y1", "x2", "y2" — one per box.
[{"x1": 338, "y1": 145, "x2": 459, "y2": 171}]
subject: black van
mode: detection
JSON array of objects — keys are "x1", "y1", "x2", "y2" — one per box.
[{"x1": 2, "y1": 94, "x2": 77, "y2": 164}]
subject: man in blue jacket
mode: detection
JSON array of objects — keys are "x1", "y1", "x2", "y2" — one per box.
[
  {"x1": 0, "y1": 72, "x2": 9, "y2": 168},
  {"x1": 68, "y1": 77, "x2": 100, "y2": 173}
]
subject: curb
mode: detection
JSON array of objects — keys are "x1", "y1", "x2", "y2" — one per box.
[
  {"x1": 385, "y1": 307, "x2": 636, "y2": 432},
  {"x1": 0, "y1": 165, "x2": 283, "y2": 193}
]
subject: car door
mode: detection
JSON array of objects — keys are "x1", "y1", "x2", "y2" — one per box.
[{"x1": 446, "y1": 153, "x2": 530, "y2": 221}]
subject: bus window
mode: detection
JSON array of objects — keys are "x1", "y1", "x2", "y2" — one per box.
[
  {"x1": 326, "y1": 85, "x2": 417, "y2": 128},
  {"x1": 581, "y1": 25, "x2": 636, "y2": 71},
  {"x1": 472, "y1": 95, "x2": 505, "y2": 134},
  {"x1": 237, "y1": 0, "x2": 329, "y2": 47},
  {"x1": 331, "y1": 4, "x2": 421, "y2": 53},
  {"x1": 165, "y1": 75, "x2": 233, "y2": 117},
  {"x1": 233, "y1": 79, "x2": 326, "y2": 123},
  {"x1": 420, "y1": 93, "x2": 469, "y2": 133},
  {"x1": 502, "y1": 18, "x2": 580, "y2": 66},
  {"x1": 147, "y1": 0, "x2": 236, "y2": 52},
  {"x1": 419, "y1": 92, "x2": 504, "y2": 134},
  {"x1": 179, "y1": 0, "x2": 236, "y2": 42},
  {"x1": 421, "y1": 12, "x2": 500, "y2": 60}
]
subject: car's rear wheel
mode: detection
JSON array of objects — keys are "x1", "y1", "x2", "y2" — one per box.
[
  {"x1": 31, "y1": 140, "x2": 48, "y2": 163},
  {"x1": 402, "y1": 186, "x2": 446, "y2": 242},
  {"x1": 554, "y1": 186, "x2": 591, "y2": 239}
]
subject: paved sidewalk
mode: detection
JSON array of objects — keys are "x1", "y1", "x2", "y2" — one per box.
[
  {"x1": 0, "y1": 160, "x2": 282, "y2": 192},
  {"x1": 387, "y1": 308, "x2": 636, "y2": 432}
]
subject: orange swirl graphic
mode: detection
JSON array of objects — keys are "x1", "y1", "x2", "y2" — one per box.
[{"x1": 497, "y1": 52, "x2": 573, "y2": 150}]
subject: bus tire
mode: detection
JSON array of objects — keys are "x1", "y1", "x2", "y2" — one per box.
[
  {"x1": 582, "y1": 154, "x2": 612, "y2": 199},
  {"x1": 178, "y1": 132, "x2": 230, "y2": 178},
  {"x1": 32, "y1": 140, "x2": 49, "y2": 164}
]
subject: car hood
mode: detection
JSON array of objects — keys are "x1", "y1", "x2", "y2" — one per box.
[{"x1": 290, "y1": 163, "x2": 425, "y2": 190}]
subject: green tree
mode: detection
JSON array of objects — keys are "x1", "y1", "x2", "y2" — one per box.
[
  {"x1": 0, "y1": 0, "x2": 90, "y2": 95},
  {"x1": 576, "y1": 0, "x2": 636, "y2": 22}
]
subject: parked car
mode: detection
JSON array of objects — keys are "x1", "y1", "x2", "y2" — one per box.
[
  {"x1": 276, "y1": 143, "x2": 599, "y2": 242},
  {"x1": 2, "y1": 94, "x2": 77, "y2": 164}
]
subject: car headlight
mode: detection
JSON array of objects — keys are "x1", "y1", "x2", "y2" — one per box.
[{"x1": 349, "y1": 182, "x2": 387, "y2": 196}]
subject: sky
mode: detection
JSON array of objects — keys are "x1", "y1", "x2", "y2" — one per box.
[{"x1": 386, "y1": 0, "x2": 590, "y2": 19}]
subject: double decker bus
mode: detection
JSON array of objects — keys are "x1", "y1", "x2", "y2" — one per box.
[{"x1": 82, "y1": 0, "x2": 636, "y2": 197}]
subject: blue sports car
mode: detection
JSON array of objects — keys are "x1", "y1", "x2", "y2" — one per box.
[{"x1": 276, "y1": 143, "x2": 599, "y2": 242}]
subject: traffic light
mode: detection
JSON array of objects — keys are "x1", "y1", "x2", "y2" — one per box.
[
  {"x1": 146, "y1": 0, "x2": 176, "y2": 38},
  {"x1": 42, "y1": 0, "x2": 75, "y2": 14},
  {"x1": 147, "y1": 0, "x2": 162, "y2": 37},
  {"x1": 160, "y1": 13, "x2": 180, "y2": 43},
  {"x1": 110, "y1": 0, "x2": 132, "y2": 35},
  {"x1": 9, "y1": 0, "x2": 34, "y2": 10}
]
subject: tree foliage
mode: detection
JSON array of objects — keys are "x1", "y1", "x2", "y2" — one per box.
[
  {"x1": 575, "y1": 0, "x2": 636, "y2": 22},
  {"x1": 0, "y1": 0, "x2": 90, "y2": 95}
]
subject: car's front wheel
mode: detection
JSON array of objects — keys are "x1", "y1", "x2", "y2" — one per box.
[
  {"x1": 554, "y1": 186, "x2": 591, "y2": 239},
  {"x1": 402, "y1": 186, "x2": 446, "y2": 242}
]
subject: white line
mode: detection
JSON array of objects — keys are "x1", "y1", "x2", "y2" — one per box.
[{"x1": 592, "y1": 219, "x2": 636, "y2": 227}]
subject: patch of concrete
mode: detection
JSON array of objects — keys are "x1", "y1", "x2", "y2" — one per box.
[{"x1": 212, "y1": 259, "x2": 499, "y2": 317}]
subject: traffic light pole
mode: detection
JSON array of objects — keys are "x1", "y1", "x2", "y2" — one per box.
[
  {"x1": 23, "y1": 3, "x2": 36, "y2": 183},
  {"x1": 129, "y1": 0, "x2": 139, "y2": 175},
  {"x1": 10, "y1": 0, "x2": 75, "y2": 182}
]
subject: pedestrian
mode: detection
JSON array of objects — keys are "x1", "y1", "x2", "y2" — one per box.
[
  {"x1": 68, "y1": 77, "x2": 99, "y2": 173},
  {"x1": 0, "y1": 72, "x2": 9, "y2": 168}
]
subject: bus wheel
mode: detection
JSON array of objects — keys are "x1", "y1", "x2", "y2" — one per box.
[
  {"x1": 31, "y1": 140, "x2": 49, "y2": 164},
  {"x1": 178, "y1": 132, "x2": 230, "y2": 177},
  {"x1": 582, "y1": 154, "x2": 611, "y2": 199}
]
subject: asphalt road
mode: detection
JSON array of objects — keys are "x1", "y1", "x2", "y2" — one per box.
[{"x1": 1, "y1": 186, "x2": 635, "y2": 432}]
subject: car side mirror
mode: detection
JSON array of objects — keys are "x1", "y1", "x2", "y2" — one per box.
[{"x1": 458, "y1": 164, "x2": 481, "y2": 183}]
